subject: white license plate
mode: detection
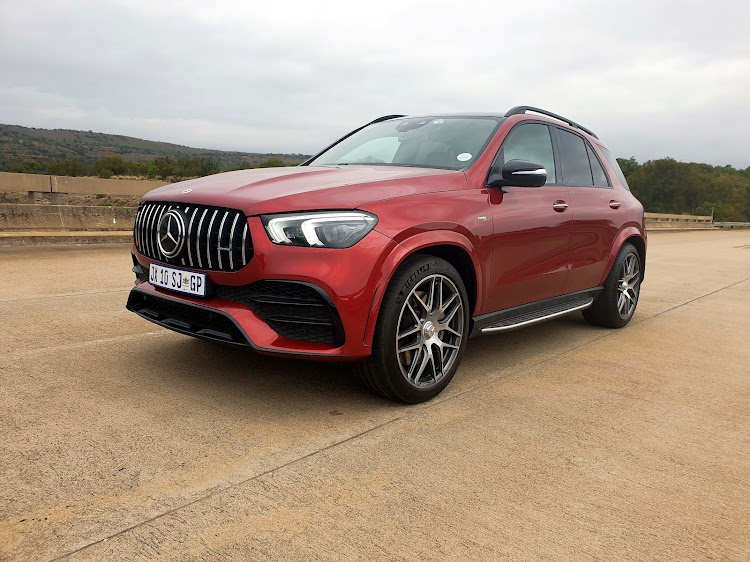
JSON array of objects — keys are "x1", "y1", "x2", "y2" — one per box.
[{"x1": 149, "y1": 263, "x2": 207, "y2": 297}]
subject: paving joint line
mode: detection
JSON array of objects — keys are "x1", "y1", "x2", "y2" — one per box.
[
  {"x1": 50, "y1": 418, "x2": 403, "y2": 561},
  {"x1": 1, "y1": 332, "x2": 168, "y2": 363},
  {"x1": 0, "y1": 288, "x2": 129, "y2": 303},
  {"x1": 49, "y1": 274, "x2": 750, "y2": 560}
]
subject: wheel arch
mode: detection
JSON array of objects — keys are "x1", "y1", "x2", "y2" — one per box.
[
  {"x1": 599, "y1": 226, "x2": 647, "y2": 286},
  {"x1": 363, "y1": 231, "x2": 483, "y2": 346}
]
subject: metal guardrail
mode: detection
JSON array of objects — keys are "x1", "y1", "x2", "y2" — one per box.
[{"x1": 714, "y1": 222, "x2": 750, "y2": 228}]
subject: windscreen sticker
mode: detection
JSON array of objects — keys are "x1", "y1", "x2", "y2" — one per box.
[{"x1": 457, "y1": 153, "x2": 472, "y2": 161}]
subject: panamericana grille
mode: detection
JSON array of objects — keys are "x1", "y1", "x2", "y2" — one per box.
[
  {"x1": 216, "y1": 280, "x2": 345, "y2": 346},
  {"x1": 134, "y1": 202, "x2": 252, "y2": 272}
]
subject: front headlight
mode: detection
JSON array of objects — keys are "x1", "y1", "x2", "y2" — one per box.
[{"x1": 262, "y1": 211, "x2": 378, "y2": 248}]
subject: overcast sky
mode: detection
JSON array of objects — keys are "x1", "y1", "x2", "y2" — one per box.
[{"x1": 1, "y1": 0, "x2": 748, "y2": 167}]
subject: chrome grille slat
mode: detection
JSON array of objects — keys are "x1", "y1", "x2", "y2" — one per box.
[
  {"x1": 206, "y1": 210, "x2": 218, "y2": 269},
  {"x1": 134, "y1": 206, "x2": 142, "y2": 251},
  {"x1": 187, "y1": 208, "x2": 198, "y2": 267},
  {"x1": 217, "y1": 211, "x2": 229, "y2": 270},
  {"x1": 138, "y1": 206, "x2": 146, "y2": 252},
  {"x1": 141, "y1": 204, "x2": 152, "y2": 255},
  {"x1": 145, "y1": 204, "x2": 159, "y2": 258},
  {"x1": 242, "y1": 222, "x2": 248, "y2": 266},
  {"x1": 135, "y1": 202, "x2": 251, "y2": 272},
  {"x1": 228, "y1": 213, "x2": 239, "y2": 270},
  {"x1": 196, "y1": 209, "x2": 208, "y2": 269},
  {"x1": 138, "y1": 204, "x2": 149, "y2": 255}
]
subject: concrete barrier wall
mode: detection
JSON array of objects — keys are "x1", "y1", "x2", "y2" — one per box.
[
  {"x1": 0, "y1": 201, "x2": 717, "y2": 234},
  {"x1": 0, "y1": 172, "x2": 168, "y2": 196},
  {"x1": 645, "y1": 212, "x2": 713, "y2": 230},
  {"x1": 0, "y1": 204, "x2": 136, "y2": 231}
]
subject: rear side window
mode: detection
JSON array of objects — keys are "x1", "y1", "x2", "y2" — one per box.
[
  {"x1": 587, "y1": 144, "x2": 610, "y2": 187},
  {"x1": 556, "y1": 129, "x2": 593, "y2": 186},
  {"x1": 599, "y1": 146, "x2": 631, "y2": 190},
  {"x1": 500, "y1": 123, "x2": 556, "y2": 184}
]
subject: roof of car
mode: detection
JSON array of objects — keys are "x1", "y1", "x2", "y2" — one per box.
[{"x1": 385, "y1": 106, "x2": 599, "y2": 139}]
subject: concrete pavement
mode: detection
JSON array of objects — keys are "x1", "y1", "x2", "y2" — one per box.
[{"x1": 1, "y1": 231, "x2": 749, "y2": 560}]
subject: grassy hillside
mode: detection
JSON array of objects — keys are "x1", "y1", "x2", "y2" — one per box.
[{"x1": 0, "y1": 124, "x2": 309, "y2": 170}]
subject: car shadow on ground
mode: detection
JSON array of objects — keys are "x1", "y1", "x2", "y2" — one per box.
[{"x1": 131, "y1": 312, "x2": 604, "y2": 414}]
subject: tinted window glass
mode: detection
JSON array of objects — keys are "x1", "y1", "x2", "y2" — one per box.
[
  {"x1": 599, "y1": 146, "x2": 631, "y2": 190},
  {"x1": 556, "y1": 129, "x2": 593, "y2": 186},
  {"x1": 501, "y1": 124, "x2": 555, "y2": 184},
  {"x1": 587, "y1": 144, "x2": 610, "y2": 187}
]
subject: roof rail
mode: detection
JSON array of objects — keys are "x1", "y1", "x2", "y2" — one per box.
[{"x1": 504, "y1": 106, "x2": 598, "y2": 139}]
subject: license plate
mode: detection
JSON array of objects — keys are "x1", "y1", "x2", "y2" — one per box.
[{"x1": 149, "y1": 263, "x2": 207, "y2": 297}]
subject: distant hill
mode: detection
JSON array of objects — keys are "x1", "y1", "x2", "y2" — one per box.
[{"x1": 0, "y1": 124, "x2": 309, "y2": 169}]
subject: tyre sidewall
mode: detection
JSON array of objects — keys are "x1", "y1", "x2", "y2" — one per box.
[
  {"x1": 599, "y1": 243, "x2": 641, "y2": 328},
  {"x1": 374, "y1": 256, "x2": 470, "y2": 403}
]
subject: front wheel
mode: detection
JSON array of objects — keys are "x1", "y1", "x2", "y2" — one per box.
[
  {"x1": 583, "y1": 242, "x2": 642, "y2": 328},
  {"x1": 356, "y1": 255, "x2": 470, "y2": 403}
]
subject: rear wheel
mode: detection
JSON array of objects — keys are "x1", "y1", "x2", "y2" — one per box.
[
  {"x1": 583, "y1": 242, "x2": 642, "y2": 328},
  {"x1": 356, "y1": 255, "x2": 469, "y2": 403}
]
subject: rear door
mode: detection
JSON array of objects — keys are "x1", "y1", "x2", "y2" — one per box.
[
  {"x1": 486, "y1": 122, "x2": 572, "y2": 312},
  {"x1": 553, "y1": 127, "x2": 621, "y2": 293}
]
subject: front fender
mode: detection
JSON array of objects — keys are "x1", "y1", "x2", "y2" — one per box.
[{"x1": 362, "y1": 230, "x2": 483, "y2": 346}]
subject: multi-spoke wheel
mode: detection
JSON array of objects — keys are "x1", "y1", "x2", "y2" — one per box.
[
  {"x1": 617, "y1": 252, "x2": 640, "y2": 319},
  {"x1": 583, "y1": 242, "x2": 642, "y2": 328},
  {"x1": 396, "y1": 274, "x2": 464, "y2": 389},
  {"x1": 356, "y1": 255, "x2": 469, "y2": 403}
]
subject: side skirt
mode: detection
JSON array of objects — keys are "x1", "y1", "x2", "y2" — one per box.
[{"x1": 470, "y1": 287, "x2": 602, "y2": 337}]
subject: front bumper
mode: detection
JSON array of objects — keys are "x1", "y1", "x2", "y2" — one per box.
[{"x1": 129, "y1": 215, "x2": 398, "y2": 360}]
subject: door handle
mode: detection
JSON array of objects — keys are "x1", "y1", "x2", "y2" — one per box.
[
  {"x1": 552, "y1": 200, "x2": 568, "y2": 212},
  {"x1": 609, "y1": 200, "x2": 621, "y2": 209}
]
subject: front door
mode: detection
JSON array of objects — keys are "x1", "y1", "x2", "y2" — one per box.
[{"x1": 486, "y1": 123, "x2": 571, "y2": 312}]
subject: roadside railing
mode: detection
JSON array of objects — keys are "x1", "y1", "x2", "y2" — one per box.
[
  {"x1": 645, "y1": 212, "x2": 713, "y2": 230},
  {"x1": 713, "y1": 222, "x2": 750, "y2": 229}
]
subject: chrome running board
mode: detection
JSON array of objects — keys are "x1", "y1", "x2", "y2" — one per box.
[{"x1": 480, "y1": 298, "x2": 594, "y2": 334}]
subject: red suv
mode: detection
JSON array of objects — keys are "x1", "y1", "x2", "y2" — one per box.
[{"x1": 127, "y1": 106, "x2": 645, "y2": 403}]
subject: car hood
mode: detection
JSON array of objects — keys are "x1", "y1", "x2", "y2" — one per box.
[{"x1": 142, "y1": 165, "x2": 467, "y2": 215}]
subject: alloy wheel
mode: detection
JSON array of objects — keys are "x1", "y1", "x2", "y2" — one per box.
[
  {"x1": 617, "y1": 252, "x2": 640, "y2": 319},
  {"x1": 395, "y1": 274, "x2": 464, "y2": 388}
]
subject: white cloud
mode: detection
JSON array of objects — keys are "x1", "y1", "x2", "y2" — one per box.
[{"x1": 1, "y1": 0, "x2": 748, "y2": 166}]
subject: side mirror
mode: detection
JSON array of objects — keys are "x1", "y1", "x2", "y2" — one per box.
[{"x1": 487, "y1": 159, "x2": 547, "y2": 188}]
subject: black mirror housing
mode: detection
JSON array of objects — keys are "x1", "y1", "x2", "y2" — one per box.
[{"x1": 487, "y1": 159, "x2": 547, "y2": 188}]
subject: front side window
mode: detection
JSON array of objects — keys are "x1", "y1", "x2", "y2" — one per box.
[
  {"x1": 556, "y1": 129, "x2": 594, "y2": 186},
  {"x1": 499, "y1": 123, "x2": 556, "y2": 184},
  {"x1": 308, "y1": 117, "x2": 500, "y2": 170}
]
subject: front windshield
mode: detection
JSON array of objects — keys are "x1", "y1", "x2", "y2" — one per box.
[{"x1": 308, "y1": 116, "x2": 500, "y2": 170}]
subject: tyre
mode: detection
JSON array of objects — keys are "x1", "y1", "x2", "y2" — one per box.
[
  {"x1": 356, "y1": 255, "x2": 470, "y2": 403},
  {"x1": 583, "y1": 242, "x2": 642, "y2": 328}
]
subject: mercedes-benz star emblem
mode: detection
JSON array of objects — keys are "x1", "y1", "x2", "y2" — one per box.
[
  {"x1": 182, "y1": 189, "x2": 192, "y2": 194},
  {"x1": 157, "y1": 210, "x2": 186, "y2": 258}
]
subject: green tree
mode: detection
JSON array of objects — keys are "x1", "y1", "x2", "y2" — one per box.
[
  {"x1": 92, "y1": 156, "x2": 126, "y2": 176},
  {"x1": 47, "y1": 159, "x2": 88, "y2": 177},
  {"x1": 259, "y1": 157, "x2": 286, "y2": 168},
  {"x1": 125, "y1": 161, "x2": 150, "y2": 177},
  {"x1": 152, "y1": 156, "x2": 175, "y2": 179},
  {"x1": 6, "y1": 160, "x2": 44, "y2": 174},
  {"x1": 617, "y1": 156, "x2": 640, "y2": 179}
]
